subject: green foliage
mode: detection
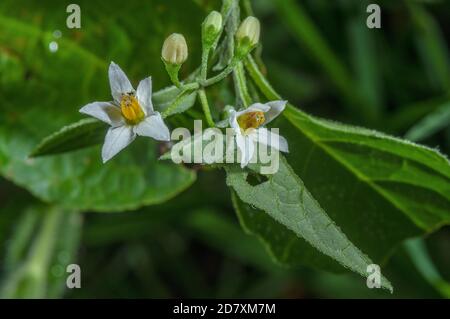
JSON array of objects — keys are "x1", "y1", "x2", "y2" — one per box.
[
  {"x1": 30, "y1": 119, "x2": 107, "y2": 157},
  {"x1": 159, "y1": 87, "x2": 199, "y2": 118},
  {"x1": 0, "y1": 0, "x2": 449, "y2": 299},
  {"x1": 0, "y1": 0, "x2": 198, "y2": 212},
  {"x1": 20, "y1": 0, "x2": 450, "y2": 286},
  {"x1": 246, "y1": 56, "x2": 450, "y2": 266},
  {"x1": 227, "y1": 158, "x2": 392, "y2": 291},
  {"x1": 281, "y1": 106, "x2": 450, "y2": 230}
]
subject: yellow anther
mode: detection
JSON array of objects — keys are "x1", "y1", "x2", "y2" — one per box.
[
  {"x1": 237, "y1": 111, "x2": 265, "y2": 133},
  {"x1": 120, "y1": 93, "x2": 145, "y2": 124}
]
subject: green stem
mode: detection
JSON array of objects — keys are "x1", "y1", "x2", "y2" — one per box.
[
  {"x1": 200, "y1": 46, "x2": 211, "y2": 81},
  {"x1": 244, "y1": 56, "x2": 281, "y2": 100},
  {"x1": 198, "y1": 89, "x2": 215, "y2": 127},
  {"x1": 170, "y1": 73, "x2": 181, "y2": 88},
  {"x1": 164, "y1": 61, "x2": 182, "y2": 88},
  {"x1": 202, "y1": 58, "x2": 239, "y2": 87},
  {"x1": 242, "y1": 0, "x2": 254, "y2": 16},
  {"x1": 25, "y1": 207, "x2": 63, "y2": 298},
  {"x1": 180, "y1": 82, "x2": 200, "y2": 91},
  {"x1": 233, "y1": 61, "x2": 252, "y2": 107}
]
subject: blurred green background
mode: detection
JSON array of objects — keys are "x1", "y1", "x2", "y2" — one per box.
[{"x1": 0, "y1": 0, "x2": 449, "y2": 298}]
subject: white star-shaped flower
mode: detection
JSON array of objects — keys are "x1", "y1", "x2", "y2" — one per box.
[
  {"x1": 228, "y1": 100, "x2": 289, "y2": 168},
  {"x1": 80, "y1": 62, "x2": 170, "y2": 163}
]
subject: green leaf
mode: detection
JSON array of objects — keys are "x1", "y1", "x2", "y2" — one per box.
[
  {"x1": 245, "y1": 55, "x2": 450, "y2": 268},
  {"x1": 226, "y1": 157, "x2": 393, "y2": 291},
  {"x1": 30, "y1": 118, "x2": 107, "y2": 157},
  {"x1": 0, "y1": 1, "x2": 201, "y2": 211},
  {"x1": 159, "y1": 88, "x2": 198, "y2": 118},
  {"x1": 153, "y1": 85, "x2": 187, "y2": 112},
  {"x1": 231, "y1": 191, "x2": 342, "y2": 273},
  {"x1": 281, "y1": 106, "x2": 450, "y2": 231},
  {"x1": 1, "y1": 133, "x2": 196, "y2": 212}
]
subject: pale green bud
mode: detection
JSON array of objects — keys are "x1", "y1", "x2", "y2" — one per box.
[
  {"x1": 204, "y1": 11, "x2": 222, "y2": 34},
  {"x1": 161, "y1": 33, "x2": 188, "y2": 65},
  {"x1": 236, "y1": 16, "x2": 260, "y2": 47},
  {"x1": 202, "y1": 11, "x2": 223, "y2": 49}
]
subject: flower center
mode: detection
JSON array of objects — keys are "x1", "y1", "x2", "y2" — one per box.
[
  {"x1": 237, "y1": 111, "x2": 265, "y2": 134},
  {"x1": 120, "y1": 93, "x2": 145, "y2": 124}
]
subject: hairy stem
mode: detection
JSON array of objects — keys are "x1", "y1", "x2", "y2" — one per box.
[
  {"x1": 244, "y1": 56, "x2": 281, "y2": 100},
  {"x1": 202, "y1": 57, "x2": 239, "y2": 87},
  {"x1": 200, "y1": 46, "x2": 211, "y2": 81},
  {"x1": 198, "y1": 89, "x2": 215, "y2": 127},
  {"x1": 233, "y1": 61, "x2": 252, "y2": 107}
]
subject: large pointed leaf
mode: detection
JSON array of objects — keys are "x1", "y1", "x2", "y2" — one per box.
[
  {"x1": 231, "y1": 191, "x2": 343, "y2": 273},
  {"x1": 226, "y1": 157, "x2": 393, "y2": 291},
  {"x1": 281, "y1": 106, "x2": 450, "y2": 231},
  {"x1": 245, "y1": 56, "x2": 450, "y2": 268},
  {"x1": 30, "y1": 119, "x2": 107, "y2": 157}
]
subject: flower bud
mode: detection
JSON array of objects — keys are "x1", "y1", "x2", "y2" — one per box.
[
  {"x1": 161, "y1": 33, "x2": 188, "y2": 65},
  {"x1": 204, "y1": 11, "x2": 222, "y2": 35},
  {"x1": 202, "y1": 11, "x2": 223, "y2": 50},
  {"x1": 236, "y1": 16, "x2": 260, "y2": 47}
]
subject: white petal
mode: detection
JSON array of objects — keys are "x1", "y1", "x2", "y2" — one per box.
[
  {"x1": 109, "y1": 62, "x2": 134, "y2": 103},
  {"x1": 229, "y1": 110, "x2": 241, "y2": 135},
  {"x1": 136, "y1": 77, "x2": 153, "y2": 115},
  {"x1": 235, "y1": 103, "x2": 270, "y2": 118},
  {"x1": 134, "y1": 112, "x2": 170, "y2": 141},
  {"x1": 79, "y1": 102, "x2": 124, "y2": 127},
  {"x1": 101, "y1": 125, "x2": 136, "y2": 163},
  {"x1": 263, "y1": 100, "x2": 287, "y2": 125},
  {"x1": 234, "y1": 101, "x2": 285, "y2": 126},
  {"x1": 236, "y1": 134, "x2": 255, "y2": 168},
  {"x1": 247, "y1": 103, "x2": 271, "y2": 113},
  {"x1": 257, "y1": 127, "x2": 289, "y2": 153}
]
